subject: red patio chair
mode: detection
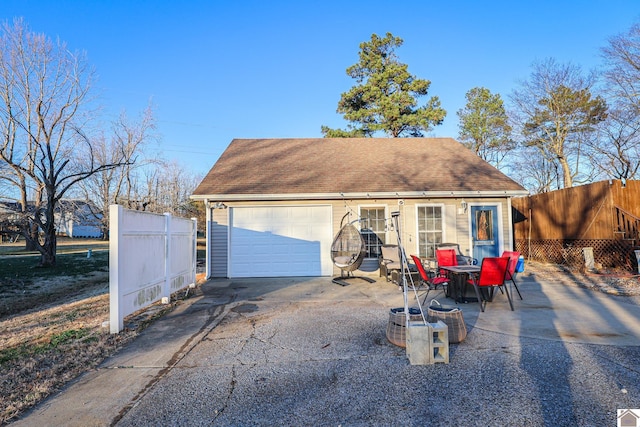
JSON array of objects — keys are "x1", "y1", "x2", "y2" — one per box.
[
  {"x1": 437, "y1": 242, "x2": 475, "y2": 265},
  {"x1": 501, "y1": 251, "x2": 523, "y2": 300},
  {"x1": 436, "y1": 248, "x2": 459, "y2": 299},
  {"x1": 410, "y1": 255, "x2": 449, "y2": 305},
  {"x1": 470, "y1": 256, "x2": 513, "y2": 312},
  {"x1": 435, "y1": 248, "x2": 457, "y2": 272}
]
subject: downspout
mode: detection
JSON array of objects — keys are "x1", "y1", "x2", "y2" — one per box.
[
  {"x1": 205, "y1": 199, "x2": 212, "y2": 280},
  {"x1": 528, "y1": 208, "x2": 532, "y2": 260},
  {"x1": 507, "y1": 197, "x2": 514, "y2": 251}
]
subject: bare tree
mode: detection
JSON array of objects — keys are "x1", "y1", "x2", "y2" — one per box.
[
  {"x1": 0, "y1": 19, "x2": 126, "y2": 266},
  {"x1": 588, "y1": 106, "x2": 640, "y2": 180},
  {"x1": 77, "y1": 106, "x2": 157, "y2": 237},
  {"x1": 511, "y1": 58, "x2": 607, "y2": 189},
  {"x1": 137, "y1": 159, "x2": 201, "y2": 216},
  {"x1": 508, "y1": 145, "x2": 559, "y2": 193},
  {"x1": 590, "y1": 20, "x2": 640, "y2": 180},
  {"x1": 602, "y1": 20, "x2": 640, "y2": 114}
]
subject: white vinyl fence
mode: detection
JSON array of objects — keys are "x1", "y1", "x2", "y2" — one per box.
[{"x1": 109, "y1": 205, "x2": 197, "y2": 333}]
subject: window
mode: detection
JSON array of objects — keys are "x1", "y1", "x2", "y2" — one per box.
[
  {"x1": 474, "y1": 209, "x2": 493, "y2": 241},
  {"x1": 417, "y1": 205, "x2": 443, "y2": 259},
  {"x1": 360, "y1": 207, "x2": 386, "y2": 258}
]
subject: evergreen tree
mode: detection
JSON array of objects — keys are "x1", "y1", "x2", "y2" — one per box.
[{"x1": 322, "y1": 32, "x2": 446, "y2": 138}]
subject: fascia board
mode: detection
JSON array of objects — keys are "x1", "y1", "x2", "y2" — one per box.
[{"x1": 191, "y1": 190, "x2": 529, "y2": 202}]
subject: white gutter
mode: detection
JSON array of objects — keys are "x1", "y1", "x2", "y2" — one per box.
[{"x1": 191, "y1": 190, "x2": 529, "y2": 202}]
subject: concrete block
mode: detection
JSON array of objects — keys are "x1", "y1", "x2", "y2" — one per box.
[
  {"x1": 406, "y1": 321, "x2": 432, "y2": 365},
  {"x1": 430, "y1": 321, "x2": 449, "y2": 364}
]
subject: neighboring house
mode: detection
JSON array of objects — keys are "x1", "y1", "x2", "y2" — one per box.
[
  {"x1": 0, "y1": 201, "x2": 23, "y2": 242},
  {"x1": 0, "y1": 201, "x2": 20, "y2": 218},
  {"x1": 191, "y1": 138, "x2": 528, "y2": 279},
  {"x1": 0, "y1": 199, "x2": 102, "y2": 239},
  {"x1": 55, "y1": 200, "x2": 103, "y2": 238}
]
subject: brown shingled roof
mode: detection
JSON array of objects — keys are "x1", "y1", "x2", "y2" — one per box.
[{"x1": 192, "y1": 138, "x2": 527, "y2": 198}]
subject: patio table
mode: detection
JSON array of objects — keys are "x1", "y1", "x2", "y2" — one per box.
[{"x1": 440, "y1": 265, "x2": 480, "y2": 303}]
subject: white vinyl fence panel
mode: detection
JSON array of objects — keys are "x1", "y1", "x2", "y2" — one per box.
[{"x1": 109, "y1": 205, "x2": 196, "y2": 333}]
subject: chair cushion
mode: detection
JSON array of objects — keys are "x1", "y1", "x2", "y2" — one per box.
[{"x1": 334, "y1": 256, "x2": 354, "y2": 267}]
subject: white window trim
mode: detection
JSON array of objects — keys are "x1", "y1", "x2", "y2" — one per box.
[
  {"x1": 358, "y1": 204, "x2": 388, "y2": 259},
  {"x1": 415, "y1": 203, "x2": 447, "y2": 259}
]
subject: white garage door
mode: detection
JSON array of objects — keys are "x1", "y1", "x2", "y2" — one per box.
[{"x1": 229, "y1": 206, "x2": 333, "y2": 277}]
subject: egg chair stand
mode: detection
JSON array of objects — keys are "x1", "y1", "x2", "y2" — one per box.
[{"x1": 331, "y1": 213, "x2": 376, "y2": 286}]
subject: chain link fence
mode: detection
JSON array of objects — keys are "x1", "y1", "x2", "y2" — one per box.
[{"x1": 515, "y1": 239, "x2": 637, "y2": 271}]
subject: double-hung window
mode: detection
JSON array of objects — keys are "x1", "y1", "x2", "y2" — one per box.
[
  {"x1": 359, "y1": 207, "x2": 386, "y2": 259},
  {"x1": 417, "y1": 205, "x2": 443, "y2": 259}
]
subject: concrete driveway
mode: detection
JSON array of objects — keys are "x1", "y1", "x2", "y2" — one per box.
[{"x1": 14, "y1": 267, "x2": 640, "y2": 426}]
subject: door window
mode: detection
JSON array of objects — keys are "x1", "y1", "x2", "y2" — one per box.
[{"x1": 474, "y1": 209, "x2": 493, "y2": 242}]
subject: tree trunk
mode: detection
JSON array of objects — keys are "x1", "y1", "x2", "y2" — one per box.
[
  {"x1": 559, "y1": 157, "x2": 573, "y2": 188},
  {"x1": 40, "y1": 230, "x2": 56, "y2": 267},
  {"x1": 18, "y1": 183, "x2": 40, "y2": 251},
  {"x1": 39, "y1": 203, "x2": 57, "y2": 267},
  {"x1": 25, "y1": 223, "x2": 39, "y2": 251}
]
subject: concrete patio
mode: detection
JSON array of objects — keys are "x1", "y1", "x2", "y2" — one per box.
[{"x1": 13, "y1": 264, "x2": 640, "y2": 426}]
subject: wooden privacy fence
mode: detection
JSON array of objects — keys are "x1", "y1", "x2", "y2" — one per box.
[
  {"x1": 109, "y1": 205, "x2": 197, "y2": 333},
  {"x1": 512, "y1": 179, "x2": 640, "y2": 271}
]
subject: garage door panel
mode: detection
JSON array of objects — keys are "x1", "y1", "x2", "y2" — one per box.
[{"x1": 229, "y1": 206, "x2": 332, "y2": 278}]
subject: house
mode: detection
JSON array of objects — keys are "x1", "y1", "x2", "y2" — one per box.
[
  {"x1": 191, "y1": 138, "x2": 528, "y2": 279},
  {"x1": 0, "y1": 201, "x2": 23, "y2": 242},
  {"x1": 55, "y1": 200, "x2": 103, "y2": 238},
  {"x1": 0, "y1": 199, "x2": 102, "y2": 240},
  {"x1": 619, "y1": 409, "x2": 640, "y2": 427}
]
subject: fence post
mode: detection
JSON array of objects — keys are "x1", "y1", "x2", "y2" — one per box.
[
  {"x1": 582, "y1": 247, "x2": 595, "y2": 271},
  {"x1": 163, "y1": 213, "x2": 172, "y2": 304},
  {"x1": 192, "y1": 217, "x2": 197, "y2": 286},
  {"x1": 109, "y1": 204, "x2": 124, "y2": 334}
]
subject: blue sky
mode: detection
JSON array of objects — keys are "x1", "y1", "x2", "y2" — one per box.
[{"x1": 2, "y1": 1, "x2": 639, "y2": 175}]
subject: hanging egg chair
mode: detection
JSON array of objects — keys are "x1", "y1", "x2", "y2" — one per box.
[{"x1": 331, "y1": 213, "x2": 376, "y2": 286}]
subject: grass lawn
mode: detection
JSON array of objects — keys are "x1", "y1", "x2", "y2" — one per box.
[
  {"x1": 0, "y1": 237, "x2": 109, "y2": 256},
  {"x1": 0, "y1": 247, "x2": 108, "y2": 281},
  {"x1": 0, "y1": 236, "x2": 205, "y2": 423},
  {"x1": 0, "y1": 239, "x2": 110, "y2": 318}
]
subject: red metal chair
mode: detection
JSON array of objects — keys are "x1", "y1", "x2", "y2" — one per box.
[
  {"x1": 410, "y1": 255, "x2": 449, "y2": 304},
  {"x1": 436, "y1": 248, "x2": 459, "y2": 298},
  {"x1": 437, "y1": 242, "x2": 475, "y2": 265},
  {"x1": 470, "y1": 256, "x2": 513, "y2": 312},
  {"x1": 435, "y1": 248, "x2": 457, "y2": 273},
  {"x1": 501, "y1": 251, "x2": 523, "y2": 300}
]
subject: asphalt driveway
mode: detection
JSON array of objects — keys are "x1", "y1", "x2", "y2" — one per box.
[{"x1": 14, "y1": 267, "x2": 640, "y2": 426}]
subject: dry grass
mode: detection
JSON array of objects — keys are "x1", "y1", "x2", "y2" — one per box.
[
  {"x1": 526, "y1": 260, "x2": 640, "y2": 296},
  {"x1": 2, "y1": 294, "x2": 125, "y2": 423},
  {"x1": 0, "y1": 280, "x2": 186, "y2": 425},
  {"x1": 0, "y1": 239, "x2": 197, "y2": 425}
]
